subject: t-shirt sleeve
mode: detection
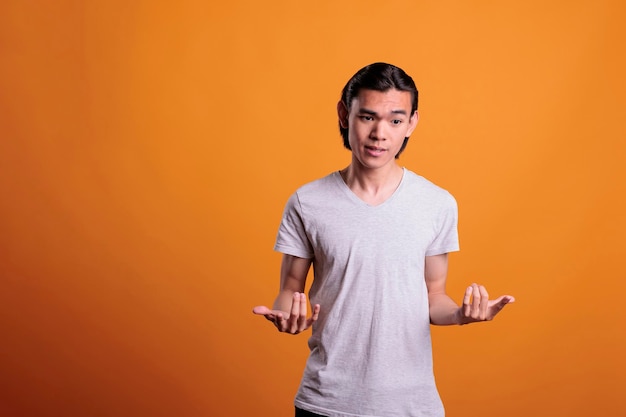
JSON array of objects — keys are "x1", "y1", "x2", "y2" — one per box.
[
  {"x1": 274, "y1": 192, "x2": 314, "y2": 259},
  {"x1": 425, "y1": 192, "x2": 460, "y2": 256}
]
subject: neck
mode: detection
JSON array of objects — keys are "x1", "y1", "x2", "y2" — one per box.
[{"x1": 340, "y1": 163, "x2": 404, "y2": 205}]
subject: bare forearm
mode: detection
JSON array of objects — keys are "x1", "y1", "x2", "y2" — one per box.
[
  {"x1": 272, "y1": 255, "x2": 311, "y2": 313},
  {"x1": 428, "y1": 293, "x2": 462, "y2": 325},
  {"x1": 273, "y1": 289, "x2": 298, "y2": 312}
]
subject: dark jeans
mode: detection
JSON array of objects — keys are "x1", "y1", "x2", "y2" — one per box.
[{"x1": 295, "y1": 407, "x2": 328, "y2": 417}]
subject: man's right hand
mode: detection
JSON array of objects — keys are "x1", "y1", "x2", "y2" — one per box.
[{"x1": 252, "y1": 292, "x2": 320, "y2": 334}]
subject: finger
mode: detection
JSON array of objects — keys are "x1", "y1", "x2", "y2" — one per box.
[
  {"x1": 462, "y1": 286, "x2": 472, "y2": 317},
  {"x1": 273, "y1": 311, "x2": 283, "y2": 330},
  {"x1": 470, "y1": 283, "x2": 481, "y2": 319},
  {"x1": 303, "y1": 304, "x2": 320, "y2": 330},
  {"x1": 479, "y1": 285, "x2": 489, "y2": 320},
  {"x1": 312, "y1": 303, "x2": 321, "y2": 320},
  {"x1": 306, "y1": 304, "x2": 321, "y2": 328},
  {"x1": 289, "y1": 292, "x2": 301, "y2": 333},
  {"x1": 298, "y1": 293, "x2": 308, "y2": 331}
]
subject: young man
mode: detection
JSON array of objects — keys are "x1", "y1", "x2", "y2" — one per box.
[{"x1": 253, "y1": 63, "x2": 514, "y2": 417}]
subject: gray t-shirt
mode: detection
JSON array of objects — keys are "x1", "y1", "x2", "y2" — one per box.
[{"x1": 275, "y1": 168, "x2": 459, "y2": 417}]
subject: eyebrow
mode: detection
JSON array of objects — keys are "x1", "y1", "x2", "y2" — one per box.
[{"x1": 358, "y1": 108, "x2": 409, "y2": 116}]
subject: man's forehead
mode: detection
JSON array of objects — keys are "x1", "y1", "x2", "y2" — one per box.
[{"x1": 349, "y1": 88, "x2": 413, "y2": 110}]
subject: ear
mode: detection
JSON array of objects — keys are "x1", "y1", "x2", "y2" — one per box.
[
  {"x1": 406, "y1": 110, "x2": 419, "y2": 136},
  {"x1": 337, "y1": 100, "x2": 349, "y2": 128}
]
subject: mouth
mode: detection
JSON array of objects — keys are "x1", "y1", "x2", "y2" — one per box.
[{"x1": 365, "y1": 146, "x2": 386, "y2": 156}]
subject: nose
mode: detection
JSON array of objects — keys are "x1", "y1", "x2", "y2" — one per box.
[{"x1": 370, "y1": 121, "x2": 387, "y2": 141}]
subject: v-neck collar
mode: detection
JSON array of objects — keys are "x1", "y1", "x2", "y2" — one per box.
[{"x1": 334, "y1": 167, "x2": 406, "y2": 208}]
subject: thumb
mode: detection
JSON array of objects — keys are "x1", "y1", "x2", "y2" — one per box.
[
  {"x1": 500, "y1": 295, "x2": 515, "y2": 304},
  {"x1": 492, "y1": 295, "x2": 515, "y2": 309},
  {"x1": 252, "y1": 306, "x2": 272, "y2": 315}
]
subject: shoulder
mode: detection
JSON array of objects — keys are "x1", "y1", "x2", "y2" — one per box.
[
  {"x1": 293, "y1": 172, "x2": 342, "y2": 199},
  {"x1": 403, "y1": 169, "x2": 456, "y2": 205},
  {"x1": 281, "y1": 172, "x2": 342, "y2": 212},
  {"x1": 296, "y1": 172, "x2": 338, "y2": 191}
]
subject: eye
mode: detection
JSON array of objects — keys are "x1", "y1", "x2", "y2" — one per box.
[
  {"x1": 391, "y1": 119, "x2": 403, "y2": 125},
  {"x1": 359, "y1": 115, "x2": 374, "y2": 121}
]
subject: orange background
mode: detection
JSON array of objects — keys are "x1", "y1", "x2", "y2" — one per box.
[{"x1": 1, "y1": 1, "x2": 625, "y2": 416}]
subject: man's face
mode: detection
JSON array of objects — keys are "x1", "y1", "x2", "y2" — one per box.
[{"x1": 338, "y1": 88, "x2": 418, "y2": 170}]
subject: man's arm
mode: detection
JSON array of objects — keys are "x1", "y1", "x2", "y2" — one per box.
[
  {"x1": 425, "y1": 253, "x2": 514, "y2": 326},
  {"x1": 252, "y1": 254, "x2": 320, "y2": 334},
  {"x1": 272, "y1": 254, "x2": 313, "y2": 311}
]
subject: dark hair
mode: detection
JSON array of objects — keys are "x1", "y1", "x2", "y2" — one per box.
[{"x1": 339, "y1": 62, "x2": 419, "y2": 158}]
